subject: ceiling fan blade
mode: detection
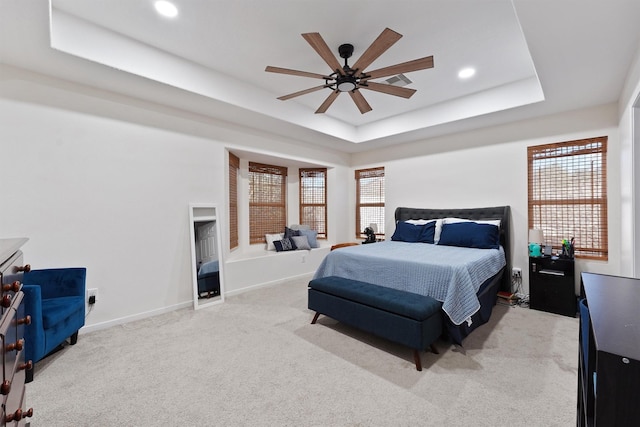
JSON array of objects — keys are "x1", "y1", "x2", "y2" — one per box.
[
  {"x1": 302, "y1": 32, "x2": 345, "y2": 75},
  {"x1": 265, "y1": 66, "x2": 329, "y2": 80},
  {"x1": 351, "y1": 28, "x2": 402, "y2": 73},
  {"x1": 349, "y1": 90, "x2": 372, "y2": 114},
  {"x1": 364, "y1": 56, "x2": 434, "y2": 80},
  {"x1": 278, "y1": 85, "x2": 326, "y2": 101},
  {"x1": 359, "y1": 81, "x2": 416, "y2": 99},
  {"x1": 315, "y1": 90, "x2": 340, "y2": 114}
]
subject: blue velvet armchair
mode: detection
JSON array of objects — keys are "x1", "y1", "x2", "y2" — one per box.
[{"x1": 21, "y1": 268, "x2": 86, "y2": 382}]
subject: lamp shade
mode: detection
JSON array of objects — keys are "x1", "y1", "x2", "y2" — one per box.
[
  {"x1": 529, "y1": 229, "x2": 544, "y2": 244},
  {"x1": 369, "y1": 223, "x2": 378, "y2": 233}
]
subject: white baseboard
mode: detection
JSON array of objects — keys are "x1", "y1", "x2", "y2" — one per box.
[
  {"x1": 80, "y1": 274, "x2": 313, "y2": 334},
  {"x1": 224, "y1": 272, "x2": 314, "y2": 297},
  {"x1": 80, "y1": 300, "x2": 192, "y2": 334}
]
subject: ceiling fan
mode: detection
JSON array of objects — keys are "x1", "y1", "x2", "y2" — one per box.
[{"x1": 265, "y1": 28, "x2": 434, "y2": 114}]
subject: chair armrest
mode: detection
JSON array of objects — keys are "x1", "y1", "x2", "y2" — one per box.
[
  {"x1": 22, "y1": 268, "x2": 86, "y2": 299},
  {"x1": 21, "y1": 284, "x2": 43, "y2": 324}
]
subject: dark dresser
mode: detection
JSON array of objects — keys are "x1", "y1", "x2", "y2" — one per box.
[
  {"x1": 0, "y1": 239, "x2": 33, "y2": 426},
  {"x1": 578, "y1": 272, "x2": 640, "y2": 426},
  {"x1": 529, "y1": 255, "x2": 576, "y2": 317}
]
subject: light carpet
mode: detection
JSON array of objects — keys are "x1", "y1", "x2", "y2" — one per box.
[{"x1": 29, "y1": 275, "x2": 578, "y2": 426}]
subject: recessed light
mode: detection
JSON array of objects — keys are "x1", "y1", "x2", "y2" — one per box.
[
  {"x1": 458, "y1": 67, "x2": 476, "y2": 79},
  {"x1": 155, "y1": 1, "x2": 178, "y2": 18}
]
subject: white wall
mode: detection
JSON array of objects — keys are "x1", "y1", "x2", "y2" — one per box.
[
  {"x1": 0, "y1": 70, "x2": 351, "y2": 331},
  {"x1": 1, "y1": 97, "x2": 219, "y2": 328},
  {"x1": 2, "y1": 61, "x2": 638, "y2": 331},
  {"x1": 352, "y1": 104, "x2": 622, "y2": 293},
  {"x1": 618, "y1": 42, "x2": 640, "y2": 278}
]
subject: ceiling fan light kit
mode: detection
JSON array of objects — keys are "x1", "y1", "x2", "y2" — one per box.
[{"x1": 266, "y1": 28, "x2": 434, "y2": 114}]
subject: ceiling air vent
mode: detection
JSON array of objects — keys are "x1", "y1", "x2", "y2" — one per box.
[{"x1": 385, "y1": 73, "x2": 413, "y2": 87}]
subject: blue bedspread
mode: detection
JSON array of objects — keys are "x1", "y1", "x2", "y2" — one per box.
[
  {"x1": 313, "y1": 241, "x2": 506, "y2": 325},
  {"x1": 198, "y1": 260, "x2": 219, "y2": 276}
]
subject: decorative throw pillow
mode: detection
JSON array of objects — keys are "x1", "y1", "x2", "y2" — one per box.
[
  {"x1": 298, "y1": 229, "x2": 319, "y2": 248},
  {"x1": 289, "y1": 224, "x2": 311, "y2": 231},
  {"x1": 291, "y1": 235, "x2": 311, "y2": 250},
  {"x1": 437, "y1": 222, "x2": 500, "y2": 249},
  {"x1": 265, "y1": 233, "x2": 284, "y2": 251},
  {"x1": 284, "y1": 227, "x2": 301, "y2": 239},
  {"x1": 391, "y1": 220, "x2": 436, "y2": 243},
  {"x1": 273, "y1": 238, "x2": 298, "y2": 252}
]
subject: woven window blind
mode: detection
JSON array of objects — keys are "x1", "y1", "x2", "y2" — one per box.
[
  {"x1": 355, "y1": 167, "x2": 385, "y2": 238},
  {"x1": 249, "y1": 162, "x2": 287, "y2": 244},
  {"x1": 229, "y1": 152, "x2": 239, "y2": 249},
  {"x1": 299, "y1": 168, "x2": 327, "y2": 239},
  {"x1": 527, "y1": 137, "x2": 608, "y2": 260}
]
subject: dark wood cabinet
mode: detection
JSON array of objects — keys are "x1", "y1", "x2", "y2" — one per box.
[
  {"x1": 0, "y1": 238, "x2": 32, "y2": 426},
  {"x1": 578, "y1": 273, "x2": 640, "y2": 426},
  {"x1": 529, "y1": 256, "x2": 576, "y2": 317}
]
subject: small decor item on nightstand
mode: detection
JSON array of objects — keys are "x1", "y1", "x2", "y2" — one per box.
[
  {"x1": 528, "y1": 243, "x2": 542, "y2": 257},
  {"x1": 528, "y1": 229, "x2": 544, "y2": 257},
  {"x1": 363, "y1": 226, "x2": 377, "y2": 244},
  {"x1": 561, "y1": 237, "x2": 575, "y2": 259}
]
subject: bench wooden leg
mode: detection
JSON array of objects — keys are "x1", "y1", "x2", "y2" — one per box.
[
  {"x1": 413, "y1": 349, "x2": 422, "y2": 371},
  {"x1": 311, "y1": 312, "x2": 320, "y2": 324},
  {"x1": 429, "y1": 343, "x2": 439, "y2": 354}
]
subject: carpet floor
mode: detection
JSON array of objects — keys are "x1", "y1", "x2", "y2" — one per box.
[{"x1": 29, "y1": 275, "x2": 578, "y2": 426}]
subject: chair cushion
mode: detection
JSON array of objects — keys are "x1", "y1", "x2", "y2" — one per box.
[{"x1": 41, "y1": 296, "x2": 85, "y2": 329}]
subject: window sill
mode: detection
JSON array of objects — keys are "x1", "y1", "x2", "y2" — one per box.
[{"x1": 227, "y1": 242, "x2": 331, "y2": 264}]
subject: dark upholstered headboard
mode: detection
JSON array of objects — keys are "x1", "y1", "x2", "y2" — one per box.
[{"x1": 394, "y1": 206, "x2": 512, "y2": 292}]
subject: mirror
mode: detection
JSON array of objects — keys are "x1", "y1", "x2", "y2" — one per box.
[{"x1": 189, "y1": 203, "x2": 225, "y2": 309}]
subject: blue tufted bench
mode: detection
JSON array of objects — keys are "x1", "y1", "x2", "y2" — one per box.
[{"x1": 308, "y1": 276, "x2": 443, "y2": 371}]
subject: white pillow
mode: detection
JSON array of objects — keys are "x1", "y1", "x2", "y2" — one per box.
[
  {"x1": 404, "y1": 219, "x2": 434, "y2": 225},
  {"x1": 265, "y1": 233, "x2": 284, "y2": 251},
  {"x1": 404, "y1": 217, "x2": 501, "y2": 244},
  {"x1": 442, "y1": 217, "x2": 501, "y2": 228}
]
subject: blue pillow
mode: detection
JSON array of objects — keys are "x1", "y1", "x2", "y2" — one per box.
[
  {"x1": 273, "y1": 238, "x2": 297, "y2": 252},
  {"x1": 298, "y1": 229, "x2": 319, "y2": 248},
  {"x1": 291, "y1": 235, "x2": 311, "y2": 250},
  {"x1": 391, "y1": 221, "x2": 436, "y2": 243},
  {"x1": 438, "y1": 222, "x2": 500, "y2": 249}
]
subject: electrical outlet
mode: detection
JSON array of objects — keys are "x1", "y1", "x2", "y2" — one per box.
[
  {"x1": 512, "y1": 267, "x2": 522, "y2": 279},
  {"x1": 88, "y1": 288, "x2": 98, "y2": 305}
]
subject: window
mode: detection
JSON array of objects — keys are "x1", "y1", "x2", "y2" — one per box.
[
  {"x1": 229, "y1": 152, "x2": 239, "y2": 250},
  {"x1": 527, "y1": 137, "x2": 608, "y2": 260},
  {"x1": 249, "y1": 162, "x2": 287, "y2": 244},
  {"x1": 355, "y1": 167, "x2": 385, "y2": 238},
  {"x1": 299, "y1": 168, "x2": 327, "y2": 239}
]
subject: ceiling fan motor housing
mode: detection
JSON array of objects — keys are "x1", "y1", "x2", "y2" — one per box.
[
  {"x1": 336, "y1": 43, "x2": 358, "y2": 91},
  {"x1": 338, "y1": 43, "x2": 354, "y2": 60}
]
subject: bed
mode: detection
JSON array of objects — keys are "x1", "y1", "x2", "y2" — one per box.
[
  {"x1": 197, "y1": 260, "x2": 220, "y2": 298},
  {"x1": 313, "y1": 206, "x2": 511, "y2": 344}
]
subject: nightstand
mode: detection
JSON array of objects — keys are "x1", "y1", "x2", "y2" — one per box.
[{"x1": 529, "y1": 256, "x2": 576, "y2": 317}]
